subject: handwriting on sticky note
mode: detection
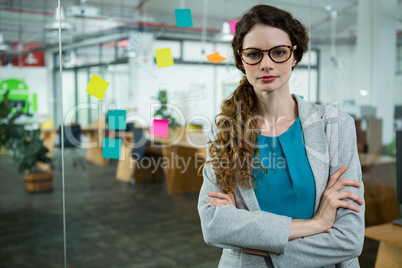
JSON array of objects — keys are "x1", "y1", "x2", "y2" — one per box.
[
  {"x1": 155, "y1": 48, "x2": 174, "y2": 68},
  {"x1": 230, "y1": 20, "x2": 238, "y2": 34},
  {"x1": 102, "y1": 138, "x2": 122, "y2": 159},
  {"x1": 107, "y1": 110, "x2": 126, "y2": 130},
  {"x1": 206, "y1": 52, "x2": 227, "y2": 64},
  {"x1": 175, "y1": 9, "x2": 193, "y2": 28},
  {"x1": 85, "y1": 74, "x2": 110, "y2": 100},
  {"x1": 151, "y1": 119, "x2": 170, "y2": 138}
]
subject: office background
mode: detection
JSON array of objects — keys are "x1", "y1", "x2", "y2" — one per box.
[{"x1": 0, "y1": 0, "x2": 402, "y2": 267}]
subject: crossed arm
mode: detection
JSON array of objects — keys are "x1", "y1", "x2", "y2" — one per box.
[
  {"x1": 205, "y1": 166, "x2": 363, "y2": 256},
  {"x1": 198, "y1": 117, "x2": 365, "y2": 267}
]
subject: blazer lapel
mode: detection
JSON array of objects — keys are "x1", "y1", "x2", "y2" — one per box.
[
  {"x1": 294, "y1": 95, "x2": 330, "y2": 214},
  {"x1": 236, "y1": 182, "x2": 261, "y2": 212}
]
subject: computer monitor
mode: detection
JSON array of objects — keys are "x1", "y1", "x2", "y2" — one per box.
[
  {"x1": 394, "y1": 105, "x2": 402, "y2": 119},
  {"x1": 360, "y1": 105, "x2": 376, "y2": 118},
  {"x1": 393, "y1": 130, "x2": 402, "y2": 226}
]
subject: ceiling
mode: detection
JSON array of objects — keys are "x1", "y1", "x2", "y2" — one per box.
[{"x1": 0, "y1": 0, "x2": 402, "y2": 54}]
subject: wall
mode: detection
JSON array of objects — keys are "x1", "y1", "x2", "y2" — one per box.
[{"x1": 316, "y1": 43, "x2": 360, "y2": 106}]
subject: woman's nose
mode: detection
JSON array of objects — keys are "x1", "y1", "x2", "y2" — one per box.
[{"x1": 259, "y1": 52, "x2": 275, "y2": 70}]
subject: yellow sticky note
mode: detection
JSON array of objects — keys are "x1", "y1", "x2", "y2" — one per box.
[
  {"x1": 206, "y1": 52, "x2": 227, "y2": 64},
  {"x1": 40, "y1": 119, "x2": 54, "y2": 129},
  {"x1": 85, "y1": 74, "x2": 110, "y2": 100},
  {"x1": 155, "y1": 48, "x2": 174, "y2": 68}
]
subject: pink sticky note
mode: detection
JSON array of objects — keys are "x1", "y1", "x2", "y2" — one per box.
[
  {"x1": 151, "y1": 119, "x2": 170, "y2": 138},
  {"x1": 230, "y1": 20, "x2": 238, "y2": 34}
]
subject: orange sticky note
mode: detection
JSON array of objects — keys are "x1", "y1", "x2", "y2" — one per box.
[
  {"x1": 206, "y1": 52, "x2": 227, "y2": 64},
  {"x1": 85, "y1": 74, "x2": 110, "y2": 100},
  {"x1": 155, "y1": 48, "x2": 174, "y2": 68}
]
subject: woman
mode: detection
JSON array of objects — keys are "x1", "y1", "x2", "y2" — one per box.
[{"x1": 197, "y1": 4, "x2": 365, "y2": 268}]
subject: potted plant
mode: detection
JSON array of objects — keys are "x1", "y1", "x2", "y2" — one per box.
[
  {"x1": 153, "y1": 89, "x2": 181, "y2": 129},
  {"x1": 9, "y1": 129, "x2": 53, "y2": 193},
  {"x1": 0, "y1": 91, "x2": 52, "y2": 193},
  {"x1": 0, "y1": 91, "x2": 24, "y2": 153}
]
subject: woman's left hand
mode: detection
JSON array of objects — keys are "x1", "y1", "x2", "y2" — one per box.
[{"x1": 206, "y1": 185, "x2": 236, "y2": 207}]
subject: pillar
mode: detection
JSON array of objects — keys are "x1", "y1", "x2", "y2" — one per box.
[{"x1": 355, "y1": 0, "x2": 398, "y2": 144}]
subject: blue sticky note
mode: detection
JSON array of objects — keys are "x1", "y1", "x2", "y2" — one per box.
[
  {"x1": 108, "y1": 110, "x2": 126, "y2": 130},
  {"x1": 102, "y1": 138, "x2": 122, "y2": 159},
  {"x1": 175, "y1": 9, "x2": 193, "y2": 28}
]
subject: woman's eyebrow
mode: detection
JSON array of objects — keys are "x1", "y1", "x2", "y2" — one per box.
[{"x1": 243, "y1": 45, "x2": 291, "y2": 49}]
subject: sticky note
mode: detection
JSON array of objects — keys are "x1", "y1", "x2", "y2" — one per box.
[
  {"x1": 175, "y1": 9, "x2": 193, "y2": 28},
  {"x1": 102, "y1": 138, "x2": 122, "y2": 159},
  {"x1": 206, "y1": 52, "x2": 227, "y2": 64},
  {"x1": 230, "y1": 20, "x2": 238, "y2": 34},
  {"x1": 85, "y1": 74, "x2": 110, "y2": 100},
  {"x1": 155, "y1": 48, "x2": 174, "y2": 68},
  {"x1": 107, "y1": 110, "x2": 126, "y2": 130},
  {"x1": 151, "y1": 119, "x2": 169, "y2": 138}
]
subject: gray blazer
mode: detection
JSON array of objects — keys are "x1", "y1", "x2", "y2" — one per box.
[{"x1": 197, "y1": 95, "x2": 365, "y2": 268}]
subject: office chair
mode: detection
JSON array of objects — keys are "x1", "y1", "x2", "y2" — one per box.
[{"x1": 129, "y1": 127, "x2": 164, "y2": 186}]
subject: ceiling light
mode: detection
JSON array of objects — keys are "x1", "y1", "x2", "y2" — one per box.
[
  {"x1": 360, "y1": 89, "x2": 368, "y2": 96},
  {"x1": 44, "y1": 6, "x2": 74, "y2": 31},
  {"x1": 215, "y1": 22, "x2": 234, "y2": 42},
  {"x1": 67, "y1": 0, "x2": 100, "y2": 18},
  {"x1": 64, "y1": 51, "x2": 80, "y2": 67}
]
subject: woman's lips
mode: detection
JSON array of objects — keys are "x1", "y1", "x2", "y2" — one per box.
[{"x1": 258, "y1": 76, "x2": 277, "y2": 82}]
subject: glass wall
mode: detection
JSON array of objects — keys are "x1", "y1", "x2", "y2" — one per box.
[{"x1": 0, "y1": 0, "x2": 400, "y2": 267}]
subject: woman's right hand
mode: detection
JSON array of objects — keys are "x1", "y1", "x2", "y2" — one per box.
[{"x1": 312, "y1": 166, "x2": 364, "y2": 232}]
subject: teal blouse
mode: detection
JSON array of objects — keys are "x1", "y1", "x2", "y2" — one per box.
[{"x1": 253, "y1": 117, "x2": 316, "y2": 219}]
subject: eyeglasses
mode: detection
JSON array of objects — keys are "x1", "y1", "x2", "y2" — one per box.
[{"x1": 238, "y1": 45, "x2": 297, "y2": 65}]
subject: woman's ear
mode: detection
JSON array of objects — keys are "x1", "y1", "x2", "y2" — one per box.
[{"x1": 292, "y1": 59, "x2": 297, "y2": 68}]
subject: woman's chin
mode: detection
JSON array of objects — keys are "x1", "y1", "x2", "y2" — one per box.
[{"x1": 256, "y1": 87, "x2": 278, "y2": 94}]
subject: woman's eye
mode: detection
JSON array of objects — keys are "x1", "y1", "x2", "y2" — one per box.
[
  {"x1": 273, "y1": 50, "x2": 286, "y2": 56},
  {"x1": 246, "y1": 52, "x2": 260, "y2": 58}
]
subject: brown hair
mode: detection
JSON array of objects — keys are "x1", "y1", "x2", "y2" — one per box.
[
  {"x1": 233, "y1": 4, "x2": 309, "y2": 73},
  {"x1": 199, "y1": 5, "x2": 309, "y2": 192}
]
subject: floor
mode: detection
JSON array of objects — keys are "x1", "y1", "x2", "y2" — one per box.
[{"x1": 0, "y1": 150, "x2": 378, "y2": 268}]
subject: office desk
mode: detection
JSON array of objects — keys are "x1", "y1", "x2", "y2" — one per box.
[
  {"x1": 365, "y1": 223, "x2": 402, "y2": 268},
  {"x1": 359, "y1": 153, "x2": 398, "y2": 224},
  {"x1": 82, "y1": 126, "x2": 143, "y2": 167},
  {"x1": 41, "y1": 128, "x2": 57, "y2": 157},
  {"x1": 117, "y1": 130, "x2": 208, "y2": 195},
  {"x1": 42, "y1": 126, "x2": 134, "y2": 166},
  {"x1": 42, "y1": 126, "x2": 209, "y2": 195},
  {"x1": 157, "y1": 132, "x2": 207, "y2": 195}
]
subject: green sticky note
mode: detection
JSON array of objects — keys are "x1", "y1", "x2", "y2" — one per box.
[
  {"x1": 155, "y1": 48, "x2": 174, "y2": 68},
  {"x1": 108, "y1": 110, "x2": 126, "y2": 130},
  {"x1": 85, "y1": 74, "x2": 110, "y2": 100},
  {"x1": 175, "y1": 9, "x2": 193, "y2": 28},
  {"x1": 102, "y1": 138, "x2": 122, "y2": 159}
]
